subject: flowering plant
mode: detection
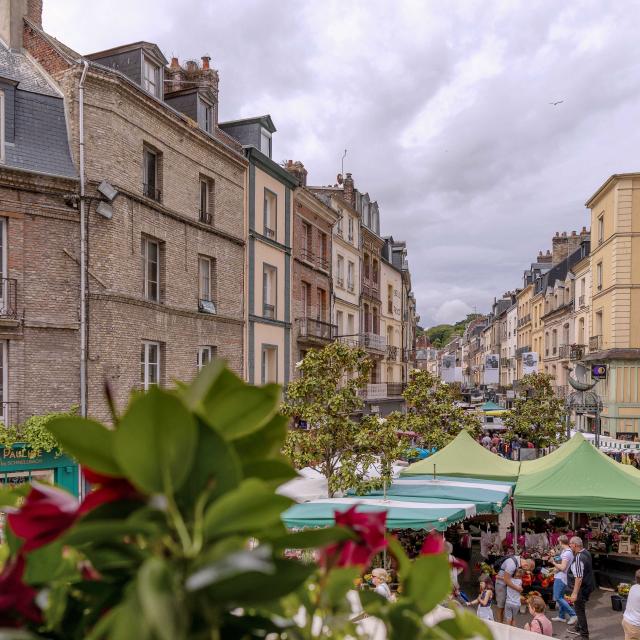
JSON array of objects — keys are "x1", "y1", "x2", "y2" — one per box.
[{"x1": 0, "y1": 364, "x2": 491, "y2": 639}]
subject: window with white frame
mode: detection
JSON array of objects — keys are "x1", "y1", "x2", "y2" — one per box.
[
  {"x1": 263, "y1": 264, "x2": 277, "y2": 319},
  {"x1": 0, "y1": 340, "x2": 7, "y2": 423},
  {"x1": 336, "y1": 254, "x2": 344, "y2": 287},
  {"x1": 261, "y1": 345, "x2": 278, "y2": 383},
  {"x1": 260, "y1": 129, "x2": 272, "y2": 156},
  {"x1": 0, "y1": 91, "x2": 4, "y2": 163},
  {"x1": 197, "y1": 345, "x2": 216, "y2": 371},
  {"x1": 597, "y1": 261, "x2": 603, "y2": 290},
  {"x1": 143, "y1": 57, "x2": 161, "y2": 97},
  {"x1": 347, "y1": 261, "x2": 355, "y2": 291},
  {"x1": 141, "y1": 236, "x2": 160, "y2": 302},
  {"x1": 200, "y1": 97, "x2": 214, "y2": 134},
  {"x1": 336, "y1": 310, "x2": 344, "y2": 335},
  {"x1": 347, "y1": 217, "x2": 354, "y2": 242},
  {"x1": 198, "y1": 256, "x2": 216, "y2": 313},
  {"x1": 199, "y1": 178, "x2": 214, "y2": 224},
  {"x1": 301, "y1": 281, "x2": 311, "y2": 317},
  {"x1": 598, "y1": 214, "x2": 604, "y2": 245},
  {"x1": 336, "y1": 215, "x2": 343, "y2": 237},
  {"x1": 140, "y1": 341, "x2": 161, "y2": 389},
  {"x1": 263, "y1": 189, "x2": 277, "y2": 239},
  {"x1": 143, "y1": 147, "x2": 161, "y2": 201}
]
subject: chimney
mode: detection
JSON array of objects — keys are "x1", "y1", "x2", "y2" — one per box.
[
  {"x1": 0, "y1": 0, "x2": 27, "y2": 50},
  {"x1": 164, "y1": 54, "x2": 220, "y2": 109},
  {"x1": 283, "y1": 160, "x2": 307, "y2": 187},
  {"x1": 201, "y1": 55, "x2": 210, "y2": 70},
  {"x1": 343, "y1": 172, "x2": 355, "y2": 208},
  {"x1": 27, "y1": 0, "x2": 41, "y2": 27}
]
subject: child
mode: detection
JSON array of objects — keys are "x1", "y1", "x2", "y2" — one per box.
[
  {"x1": 524, "y1": 595, "x2": 553, "y2": 636},
  {"x1": 466, "y1": 573, "x2": 494, "y2": 620},
  {"x1": 503, "y1": 568, "x2": 523, "y2": 626}
]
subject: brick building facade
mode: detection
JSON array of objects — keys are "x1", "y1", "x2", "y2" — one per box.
[{"x1": 24, "y1": 10, "x2": 246, "y2": 421}]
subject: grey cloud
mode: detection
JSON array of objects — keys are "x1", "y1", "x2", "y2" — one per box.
[{"x1": 45, "y1": 0, "x2": 640, "y2": 326}]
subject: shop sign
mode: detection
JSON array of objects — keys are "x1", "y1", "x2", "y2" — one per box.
[{"x1": 1, "y1": 446, "x2": 44, "y2": 466}]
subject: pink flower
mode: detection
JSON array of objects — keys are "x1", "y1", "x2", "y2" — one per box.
[
  {"x1": 321, "y1": 506, "x2": 388, "y2": 568},
  {"x1": 7, "y1": 482, "x2": 78, "y2": 551},
  {"x1": 420, "y1": 530, "x2": 446, "y2": 555},
  {"x1": 0, "y1": 554, "x2": 43, "y2": 627},
  {"x1": 79, "y1": 467, "x2": 141, "y2": 515}
]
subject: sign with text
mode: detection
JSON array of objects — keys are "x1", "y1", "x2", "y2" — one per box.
[{"x1": 591, "y1": 364, "x2": 607, "y2": 380}]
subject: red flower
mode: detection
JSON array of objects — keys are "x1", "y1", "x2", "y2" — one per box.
[
  {"x1": 0, "y1": 555, "x2": 43, "y2": 627},
  {"x1": 7, "y1": 482, "x2": 78, "y2": 552},
  {"x1": 321, "y1": 506, "x2": 387, "y2": 568},
  {"x1": 421, "y1": 530, "x2": 446, "y2": 555},
  {"x1": 78, "y1": 467, "x2": 141, "y2": 515}
]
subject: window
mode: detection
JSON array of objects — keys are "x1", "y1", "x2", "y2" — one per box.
[
  {"x1": 597, "y1": 262, "x2": 603, "y2": 290},
  {"x1": 578, "y1": 317, "x2": 585, "y2": 344},
  {"x1": 199, "y1": 178, "x2": 214, "y2": 224},
  {"x1": 143, "y1": 147, "x2": 161, "y2": 201},
  {"x1": 198, "y1": 256, "x2": 216, "y2": 313},
  {"x1": 319, "y1": 231, "x2": 329, "y2": 269},
  {"x1": 0, "y1": 91, "x2": 4, "y2": 163},
  {"x1": 200, "y1": 98, "x2": 214, "y2": 134},
  {"x1": 552, "y1": 329, "x2": 558, "y2": 355},
  {"x1": 260, "y1": 129, "x2": 272, "y2": 157},
  {"x1": 263, "y1": 264, "x2": 277, "y2": 319},
  {"x1": 336, "y1": 216, "x2": 343, "y2": 237},
  {"x1": 261, "y1": 345, "x2": 277, "y2": 383},
  {"x1": 387, "y1": 284, "x2": 393, "y2": 314},
  {"x1": 141, "y1": 236, "x2": 160, "y2": 302},
  {"x1": 364, "y1": 254, "x2": 370, "y2": 279},
  {"x1": 143, "y1": 57, "x2": 161, "y2": 97},
  {"x1": 197, "y1": 346, "x2": 216, "y2": 371},
  {"x1": 595, "y1": 311, "x2": 603, "y2": 336},
  {"x1": 347, "y1": 217, "x2": 354, "y2": 242},
  {"x1": 347, "y1": 313, "x2": 355, "y2": 334},
  {"x1": 347, "y1": 261, "x2": 355, "y2": 291},
  {"x1": 301, "y1": 281, "x2": 311, "y2": 317},
  {"x1": 140, "y1": 341, "x2": 160, "y2": 390},
  {"x1": 336, "y1": 310, "x2": 344, "y2": 335},
  {"x1": 317, "y1": 288, "x2": 327, "y2": 321},
  {"x1": 372, "y1": 260, "x2": 379, "y2": 285},
  {"x1": 301, "y1": 221, "x2": 312, "y2": 260},
  {"x1": 336, "y1": 254, "x2": 344, "y2": 287},
  {"x1": 263, "y1": 189, "x2": 277, "y2": 239},
  {"x1": 598, "y1": 214, "x2": 604, "y2": 245}
]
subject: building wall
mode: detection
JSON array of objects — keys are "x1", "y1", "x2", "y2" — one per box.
[{"x1": 380, "y1": 260, "x2": 403, "y2": 383}]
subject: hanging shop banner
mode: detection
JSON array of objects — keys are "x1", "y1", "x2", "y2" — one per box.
[
  {"x1": 441, "y1": 355, "x2": 456, "y2": 383},
  {"x1": 522, "y1": 351, "x2": 539, "y2": 375},
  {"x1": 483, "y1": 353, "x2": 500, "y2": 385},
  {"x1": 454, "y1": 367, "x2": 464, "y2": 383}
]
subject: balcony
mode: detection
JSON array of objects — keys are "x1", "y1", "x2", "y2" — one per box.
[
  {"x1": 338, "y1": 333, "x2": 387, "y2": 354},
  {"x1": 589, "y1": 335, "x2": 602, "y2": 352},
  {"x1": 359, "y1": 383, "x2": 387, "y2": 400},
  {"x1": 296, "y1": 318, "x2": 336, "y2": 343},
  {"x1": 347, "y1": 281, "x2": 355, "y2": 293},
  {"x1": 317, "y1": 255, "x2": 330, "y2": 272},
  {"x1": 387, "y1": 382, "x2": 406, "y2": 397},
  {"x1": 387, "y1": 345, "x2": 399, "y2": 361},
  {"x1": 143, "y1": 183, "x2": 161, "y2": 202},
  {"x1": 558, "y1": 344, "x2": 572, "y2": 359},
  {"x1": 0, "y1": 279, "x2": 18, "y2": 320},
  {"x1": 199, "y1": 209, "x2": 212, "y2": 225},
  {"x1": 362, "y1": 280, "x2": 381, "y2": 301},
  {"x1": 578, "y1": 295, "x2": 586, "y2": 308},
  {"x1": 264, "y1": 227, "x2": 276, "y2": 240},
  {"x1": 0, "y1": 401, "x2": 19, "y2": 428},
  {"x1": 336, "y1": 276, "x2": 344, "y2": 288},
  {"x1": 516, "y1": 346, "x2": 531, "y2": 356},
  {"x1": 263, "y1": 303, "x2": 275, "y2": 320},
  {"x1": 517, "y1": 314, "x2": 531, "y2": 327},
  {"x1": 500, "y1": 357, "x2": 510, "y2": 366},
  {"x1": 300, "y1": 249, "x2": 329, "y2": 272},
  {"x1": 569, "y1": 345, "x2": 585, "y2": 361}
]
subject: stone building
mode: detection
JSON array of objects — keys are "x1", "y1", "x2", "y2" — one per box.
[
  {"x1": 219, "y1": 116, "x2": 296, "y2": 386},
  {"x1": 283, "y1": 160, "x2": 339, "y2": 374},
  {"x1": 25, "y1": 8, "x2": 247, "y2": 421}
]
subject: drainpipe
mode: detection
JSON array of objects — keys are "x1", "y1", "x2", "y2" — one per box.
[{"x1": 79, "y1": 61, "x2": 89, "y2": 418}]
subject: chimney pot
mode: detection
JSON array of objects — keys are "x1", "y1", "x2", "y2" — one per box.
[
  {"x1": 572, "y1": 230, "x2": 577, "y2": 236},
  {"x1": 201, "y1": 55, "x2": 211, "y2": 70},
  {"x1": 170, "y1": 57, "x2": 180, "y2": 68},
  {"x1": 186, "y1": 60, "x2": 198, "y2": 72}
]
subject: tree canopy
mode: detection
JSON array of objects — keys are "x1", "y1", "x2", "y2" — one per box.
[{"x1": 424, "y1": 313, "x2": 483, "y2": 348}]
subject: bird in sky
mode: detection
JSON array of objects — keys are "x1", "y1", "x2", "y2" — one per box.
[{"x1": 550, "y1": 100, "x2": 564, "y2": 106}]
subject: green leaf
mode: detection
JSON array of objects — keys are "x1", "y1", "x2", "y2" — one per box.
[
  {"x1": 0, "y1": 632, "x2": 42, "y2": 640},
  {"x1": 437, "y1": 609, "x2": 493, "y2": 639},
  {"x1": 243, "y1": 458, "x2": 298, "y2": 484},
  {"x1": 387, "y1": 535, "x2": 411, "y2": 581},
  {"x1": 198, "y1": 368, "x2": 281, "y2": 440},
  {"x1": 178, "y1": 359, "x2": 226, "y2": 411},
  {"x1": 81, "y1": 542, "x2": 145, "y2": 575},
  {"x1": 267, "y1": 526, "x2": 355, "y2": 551},
  {"x1": 202, "y1": 478, "x2": 293, "y2": 541},
  {"x1": 387, "y1": 602, "x2": 424, "y2": 639},
  {"x1": 322, "y1": 566, "x2": 360, "y2": 608},
  {"x1": 46, "y1": 416, "x2": 121, "y2": 476},
  {"x1": 233, "y1": 414, "x2": 289, "y2": 462},
  {"x1": 185, "y1": 545, "x2": 275, "y2": 591},
  {"x1": 137, "y1": 557, "x2": 185, "y2": 640},
  {"x1": 114, "y1": 388, "x2": 197, "y2": 494},
  {"x1": 63, "y1": 520, "x2": 158, "y2": 546},
  {"x1": 107, "y1": 587, "x2": 152, "y2": 640},
  {"x1": 176, "y1": 418, "x2": 241, "y2": 510},
  {"x1": 23, "y1": 541, "x2": 79, "y2": 585},
  {"x1": 404, "y1": 552, "x2": 451, "y2": 614}
]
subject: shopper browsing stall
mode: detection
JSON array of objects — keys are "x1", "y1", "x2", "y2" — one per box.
[
  {"x1": 622, "y1": 569, "x2": 640, "y2": 640},
  {"x1": 504, "y1": 568, "x2": 524, "y2": 626},
  {"x1": 549, "y1": 534, "x2": 578, "y2": 625},
  {"x1": 568, "y1": 536, "x2": 594, "y2": 640},
  {"x1": 495, "y1": 555, "x2": 535, "y2": 623}
]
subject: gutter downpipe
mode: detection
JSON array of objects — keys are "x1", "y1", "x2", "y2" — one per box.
[{"x1": 79, "y1": 61, "x2": 89, "y2": 419}]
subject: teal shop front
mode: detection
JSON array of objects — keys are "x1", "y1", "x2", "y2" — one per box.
[{"x1": 0, "y1": 445, "x2": 79, "y2": 496}]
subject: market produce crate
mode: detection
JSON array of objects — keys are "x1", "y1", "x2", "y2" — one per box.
[{"x1": 611, "y1": 595, "x2": 627, "y2": 611}]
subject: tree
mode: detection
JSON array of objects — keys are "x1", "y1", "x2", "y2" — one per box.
[
  {"x1": 387, "y1": 370, "x2": 482, "y2": 450},
  {"x1": 282, "y1": 342, "x2": 408, "y2": 496},
  {"x1": 503, "y1": 372, "x2": 568, "y2": 449}
]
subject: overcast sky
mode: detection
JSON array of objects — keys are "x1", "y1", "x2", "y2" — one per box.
[{"x1": 46, "y1": 1, "x2": 640, "y2": 327}]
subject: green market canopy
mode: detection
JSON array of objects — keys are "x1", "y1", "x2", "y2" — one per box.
[
  {"x1": 363, "y1": 476, "x2": 513, "y2": 514},
  {"x1": 282, "y1": 497, "x2": 475, "y2": 531},
  {"x1": 480, "y1": 401, "x2": 503, "y2": 412},
  {"x1": 401, "y1": 430, "x2": 521, "y2": 482},
  {"x1": 514, "y1": 432, "x2": 640, "y2": 514}
]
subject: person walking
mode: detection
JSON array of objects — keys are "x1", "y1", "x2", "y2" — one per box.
[
  {"x1": 494, "y1": 554, "x2": 535, "y2": 623},
  {"x1": 549, "y1": 535, "x2": 578, "y2": 625},
  {"x1": 466, "y1": 573, "x2": 494, "y2": 621},
  {"x1": 567, "y1": 536, "x2": 594, "y2": 640},
  {"x1": 622, "y1": 569, "x2": 640, "y2": 639}
]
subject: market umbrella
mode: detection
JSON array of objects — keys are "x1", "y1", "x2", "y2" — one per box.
[{"x1": 282, "y1": 496, "x2": 474, "y2": 531}]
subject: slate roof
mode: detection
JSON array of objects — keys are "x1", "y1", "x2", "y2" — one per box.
[{"x1": 0, "y1": 43, "x2": 59, "y2": 96}]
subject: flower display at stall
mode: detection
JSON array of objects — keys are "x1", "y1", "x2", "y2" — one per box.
[{"x1": 618, "y1": 583, "x2": 631, "y2": 597}]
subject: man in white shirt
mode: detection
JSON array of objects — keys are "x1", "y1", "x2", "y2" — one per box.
[
  {"x1": 495, "y1": 555, "x2": 535, "y2": 623},
  {"x1": 623, "y1": 569, "x2": 640, "y2": 639}
]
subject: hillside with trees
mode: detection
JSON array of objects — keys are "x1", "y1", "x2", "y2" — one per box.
[{"x1": 424, "y1": 313, "x2": 483, "y2": 348}]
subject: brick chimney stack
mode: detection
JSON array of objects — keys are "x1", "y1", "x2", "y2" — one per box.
[
  {"x1": 27, "y1": 0, "x2": 42, "y2": 27},
  {"x1": 343, "y1": 172, "x2": 355, "y2": 208},
  {"x1": 552, "y1": 229, "x2": 585, "y2": 265},
  {"x1": 283, "y1": 160, "x2": 307, "y2": 187},
  {"x1": 164, "y1": 55, "x2": 220, "y2": 121}
]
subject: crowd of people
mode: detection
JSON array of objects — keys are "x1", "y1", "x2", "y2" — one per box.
[{"x1": 478, "y1": 432, "x2": 535, "y2": 460}]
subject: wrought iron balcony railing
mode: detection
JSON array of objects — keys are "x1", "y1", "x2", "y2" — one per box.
[
  {"x1": 296, "y1": 317, "x2": 336, "y2": 342},
  {"x1": 0, "y1": 278, "x2": 18, "y2": 319}
]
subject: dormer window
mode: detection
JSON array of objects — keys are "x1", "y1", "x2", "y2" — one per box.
[
  {"x1": 199, "y1": 97, "x2": 214, "y2": 134},
  {"x1": 143, "y1": 57, "x2": 161, "y2": 97},
  {"x1": 260, "y1": 129, "x2": 271, "y2": 156}
]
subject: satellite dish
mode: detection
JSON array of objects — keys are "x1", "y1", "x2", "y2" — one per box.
[
  {"x1": 568, "y1": 375, "x2": 597, "y2": 391},
  {"x1": 336, "y1": 173, "x2": 344, "y2": 185}
]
